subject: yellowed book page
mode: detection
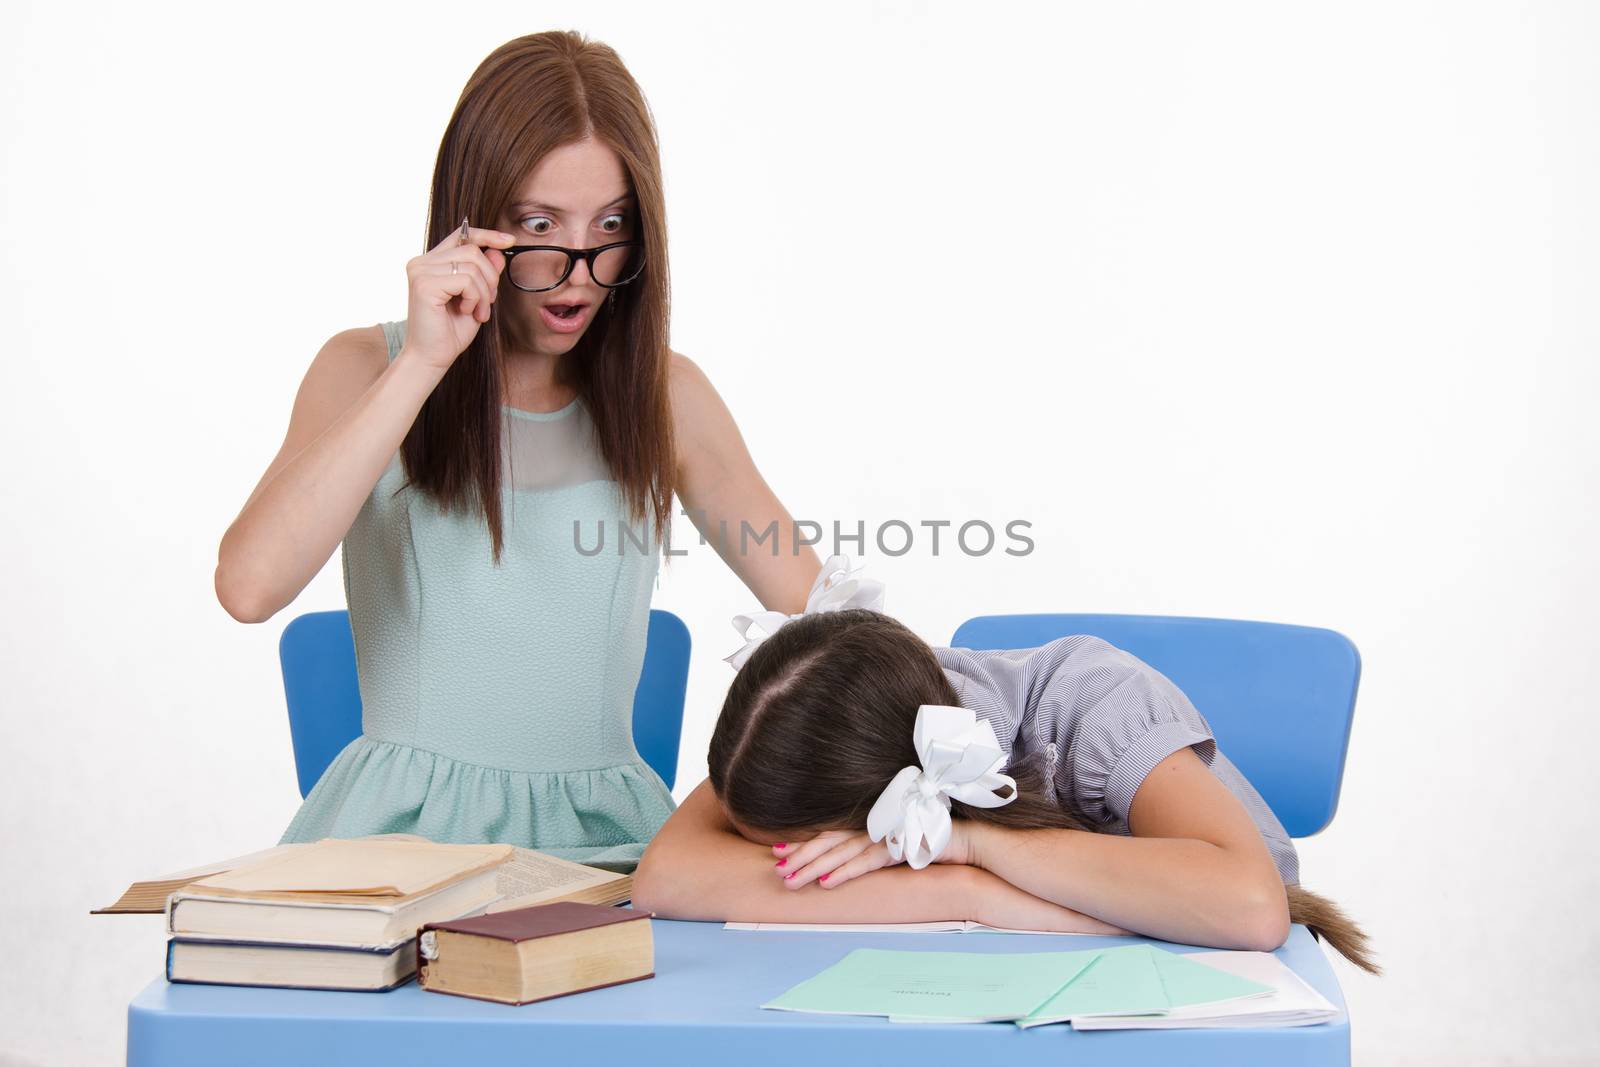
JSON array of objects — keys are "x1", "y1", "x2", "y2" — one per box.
[
  {"x1": 190, "y1": 839, "x2": 513, "y2": 899},
  {"x1": 92, "y1": 834, "x2": 439, "y2": 914},
  {"x1": 143, "y1": 833, "x2": 430, "y2": 885},
  {"x1": 483, "y1": 848, "x2": 625, "y2": 913},
  {"x1": 147, "y1": 843, "x2": 308, "y2": 884}
]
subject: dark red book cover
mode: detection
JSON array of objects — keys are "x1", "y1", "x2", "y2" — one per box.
[{"x1": 418, "y1": 902, "x2": 655, "y2": 1004}]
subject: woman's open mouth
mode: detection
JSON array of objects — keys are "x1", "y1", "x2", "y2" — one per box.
[{"x1": 538, "y1": 301, "x2": 590, "y2": 334}]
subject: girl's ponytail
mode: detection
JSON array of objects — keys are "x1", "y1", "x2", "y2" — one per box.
[{"x1": 1285, "y1": 885, "x2": 1381, "y2": 975}]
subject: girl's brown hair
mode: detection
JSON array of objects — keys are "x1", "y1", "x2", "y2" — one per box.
[
  {"x1": 404, "y1": 30, "x2": 675, "y2": 562},
  {"x1": 708, "y1": 609, "x2": 1379, "y2": 974}
]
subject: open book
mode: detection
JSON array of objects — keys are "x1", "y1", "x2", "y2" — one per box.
[{"x1": 96, "y1": 834, "x2": 631, "y2": 917}]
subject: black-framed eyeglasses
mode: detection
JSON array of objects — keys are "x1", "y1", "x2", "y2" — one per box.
[{"x1": 502, "y1": 240, "x2": 645, "y2": 293}]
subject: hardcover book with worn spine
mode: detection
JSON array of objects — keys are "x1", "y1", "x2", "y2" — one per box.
[
  {"x1": 165, "y1": 937, "x2": 418, "y2": 992},
  {"x1": 418, "y1": 902, "x2": 654, "y2": 1005}
]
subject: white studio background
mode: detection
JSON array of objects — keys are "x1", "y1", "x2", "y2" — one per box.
[{"x1": 3, "y1": 3, "x2": 1596, "y2": 1064}]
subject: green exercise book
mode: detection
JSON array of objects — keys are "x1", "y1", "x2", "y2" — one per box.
[
  {"x1": 763, "y1": 943, "x2": 1278, "y2": 1028},
  {"x1": 1016, "y1": 944, "x2": 1273, "y2": 1028},
  {"x1": 762, "y1": 948, "x2": 1100, "y2": 1023}
]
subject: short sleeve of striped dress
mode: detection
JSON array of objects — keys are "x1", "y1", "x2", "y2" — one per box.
[{"x1": 934, "y1": 635, "x2": 1300, "y2": 885}]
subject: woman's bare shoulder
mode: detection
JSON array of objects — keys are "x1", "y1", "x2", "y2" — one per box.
[
  {"x1": 325, "y1": 323, "x2": 391, "y2": 373},
  {"x1": 667, "y1": 348, "x2": 708, "y2": 394},
  {"x1": 281, "y1": 323, "x2": 395, "y2": 438},
  {"x1": 299, "y1": 323, "x2": 392, "y2": 399}
]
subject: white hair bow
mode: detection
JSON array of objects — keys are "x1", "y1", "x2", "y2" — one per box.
[
  {"x1": 866, "y1": 704, "x2": 1018, "y2": 869},
  {"x1": 723, "y1": 554, "x2": 886, "y2": 669}
]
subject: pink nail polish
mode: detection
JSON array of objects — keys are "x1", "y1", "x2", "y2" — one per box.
[
  {"x1": 784, "y1": 871, "x2": 796, "y2": 880},
  {"x1": 819, "y1": 873, "x2": 829, "y2": 883},
  {"x1": 775, "y1": 858, "x2": 787, "y2": 868},
  {"x1": 773, "y1": 843, "x2": 788, "y2": 850}
]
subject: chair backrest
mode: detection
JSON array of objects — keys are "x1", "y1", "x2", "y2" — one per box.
[
  {"x1": 949, "y1": 613, "x2": 1360, "y2": 838},
  {"x1": 279, "y1": 609, "x2": 692, "y2": 798}
]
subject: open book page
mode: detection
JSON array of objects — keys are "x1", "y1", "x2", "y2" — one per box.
[
  {"x1": 142, "y1": 844, "x2": 302, "y2": 885},
  {"x1": 150, "y1": 834, "x2": 433, "y2": 885},
  {"x1": 188, "y1": 839, "x2": 513, "y2": 900},
  {"x1": 94, "y1": 833, "x2": 442, "y2": 913},
  {"x1": 93, "y1": 844, "x2": 310, "y2": 913},
  {"x1": 93, "y1": 834, "x2": 576, "y2": 915},
  {"x1": 483, "y1": 847, "x2": 627, "y2": 912}
]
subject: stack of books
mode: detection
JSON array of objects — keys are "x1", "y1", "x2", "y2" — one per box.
[
  {"x1": 97, "y1": 835, "x2": 638, "y2": 992},
  {"x1": 164, "y1": 838, "x2": 510, "y2": 991}
]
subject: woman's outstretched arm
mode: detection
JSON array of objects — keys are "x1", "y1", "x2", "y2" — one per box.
[
  {"x1": 631, "y1": 779, "x2": 1121, "y2": 933},
  {"x1": 667, "y1": 352, "x2": 821, "y2": 615}
]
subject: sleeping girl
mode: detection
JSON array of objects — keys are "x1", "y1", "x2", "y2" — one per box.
[{"x1": 631, "y1": 563, "x2": 1376, "y2": 974}]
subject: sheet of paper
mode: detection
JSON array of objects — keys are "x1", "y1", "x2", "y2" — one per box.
[{"x1": 763, "y1": 948, "x2": 1099, "y2": 1023}]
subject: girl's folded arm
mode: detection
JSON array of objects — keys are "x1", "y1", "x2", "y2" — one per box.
[
  {"x1": 967, "y1": 747, "x2": 1292, "y2": 951},
  {"x1": 632, "y1": 779, "x2": 1112, "y2": 932},
  {"x1": 632, "y1": 779, "x2": 973, "y2": 922}
]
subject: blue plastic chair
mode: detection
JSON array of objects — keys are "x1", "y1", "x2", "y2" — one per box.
[
  {"x1": 279, "y1": 609, "x2": 691, "y2": 798},
  {"x1": 949, "y1": 614, "x2": 1360, "y2": 838}
]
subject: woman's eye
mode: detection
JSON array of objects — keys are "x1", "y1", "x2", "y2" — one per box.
[
  {"x1": 599, "y1": 213, "x2": 627, "y2": 234},
  {"x1": 521, "y1": 216, "x2": 554, "y2": 236}
]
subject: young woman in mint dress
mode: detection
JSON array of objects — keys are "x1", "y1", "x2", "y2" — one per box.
[{"x1": 215, "y1": 31, "x2": 822, "y2": 871}]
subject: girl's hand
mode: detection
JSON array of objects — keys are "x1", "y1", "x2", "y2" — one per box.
[
  {"x1": 771, "y1": 820, "x2": 980, "y2": 889},
  {"x1": 401, "y1": 220, "x2": 517, "y2": 373},
  {"x1": 772, "y1": 831, "x2": 901, "y2": 889}
]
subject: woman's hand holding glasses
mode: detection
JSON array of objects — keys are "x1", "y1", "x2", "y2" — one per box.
[{"x1": 402, "y1": 216, "x2": 517, "y2": 372}]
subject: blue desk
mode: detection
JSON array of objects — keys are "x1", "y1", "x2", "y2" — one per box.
[{"x1": 128, "y1": 920, "x2": 1348, "y2": 1065}]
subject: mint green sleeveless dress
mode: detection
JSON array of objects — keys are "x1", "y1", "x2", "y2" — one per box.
[{"x1": 279, "y1": 319, "x2": 676, "y2": 872}]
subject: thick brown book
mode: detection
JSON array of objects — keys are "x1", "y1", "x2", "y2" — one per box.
[{"x1": 418, "y1": 902, "x2": 654, "y2": 1005}]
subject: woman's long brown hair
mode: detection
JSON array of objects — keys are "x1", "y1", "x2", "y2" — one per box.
[
  {"x1": 707, "y1": 609, "x2": 1379, "y2": 974},
  {"x1": 403, "y1": 30, "x2": 675, "y2": 562}
]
